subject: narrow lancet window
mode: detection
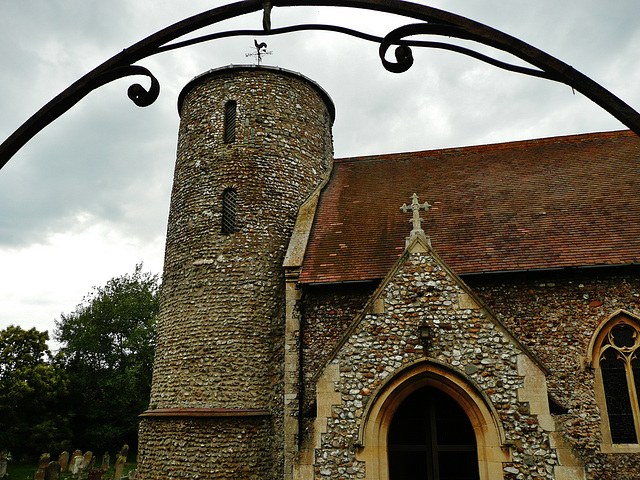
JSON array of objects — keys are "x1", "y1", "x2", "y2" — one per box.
[
  {"x1": 223, "y1": 100, "x2": 237, "y2": 143},
  {"x1": 221, "y1": 188, "x2": 237, "y2": 234},
  {"x1": 602, "y1": 348, "x2": 636, "y2": 443},
  {"x1": 597, "y1": 320, "x2": 640, "y2": 444}
]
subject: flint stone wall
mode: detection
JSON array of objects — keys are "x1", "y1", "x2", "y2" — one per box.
[
  {"x1": 151, "y1": 65, "x2": 333, "y2": 410},
  {"x1": 301, "y1": 283, "x2": 376, "y2": 382},
  {"x1": 306, "y1": 250, "x2": 559, "y2": 479},
  {"x1": 140, "y1": 66, "x2": 334, "y2": 480},
  {"x1": 470, "y1": 268, "x2": 640, "y2": 479},
  {"x1": 138, "y1": 417, "x2": 273, "y2": 479},
  {"x1": 300, "y1": 264, "x2": 640, "y2": 478}
]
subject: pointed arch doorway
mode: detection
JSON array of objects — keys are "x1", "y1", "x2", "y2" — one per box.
[
  {"x1": 388, "y1": 386, "x2": 479, "y2": 480},
  {"x1": 357, "y1": 361, "x2": 510, "y2": 480}
]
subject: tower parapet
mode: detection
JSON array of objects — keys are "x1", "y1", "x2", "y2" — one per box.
[{"x1": 139, "y1": 65, "x2": 334, "y2": 479}]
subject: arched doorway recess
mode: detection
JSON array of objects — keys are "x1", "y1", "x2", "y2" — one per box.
[
  {"x1": 357, "y1": 360, "x2": 510, "y2": 480},
  {"x1": 388, "y1": 385, "x2": 479, "y2": 480}
]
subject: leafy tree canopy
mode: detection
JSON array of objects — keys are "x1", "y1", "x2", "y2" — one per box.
[
  {"x1": 0, "y1": 325, "x2": 49, "y2": 375},
  {"x1": 56, "y1": 264, "x2": 159, "y2": 371},
  {"x1": 55, "y1": 264, "x2": 160, "y2": 451},
  {"x1": 0, "y1": 326, "x2": 71, "y2": 459}
]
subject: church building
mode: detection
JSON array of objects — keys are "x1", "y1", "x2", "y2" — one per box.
[{"x1": 137, "y1": 65, "x2": 640, "y2": 480}]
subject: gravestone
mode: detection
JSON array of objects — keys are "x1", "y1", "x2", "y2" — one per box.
[
  {"x1": 69, "y1": 451, "x2": 82, "y2": 472},
  {"x1": 0, "y1": 459, "x2": 7, "y2": 478},
  {"x1": 101, "y1": 452, "x2": 110, "y2": 472},
  {"x1": 118, "y1": 445, "x2": 129, "y2": 462},
  {"x1": 81, "y1": 452, "x2": 93, "y2": 470},
  {"x1": 44, "y1": 461, "x2": 60, "y2": 480},
  {"x1": 38, "y1": 454, "x2": 50, "y2": 469},
  {"x1": 71, "y1": 456, "x2": 83, "y2": 475},
  {"x1": 58, "y1": 452, "x2": 69, "y2": 472},
  {"x1": 87, "y1": 468, "x2": 103, "y2": 480},
  {"x1": 34, "y1": 454, "x2": 50, "y2": 480},
  {"x1": 113, "y1": 456, "x2": 125, "y2": 480}
]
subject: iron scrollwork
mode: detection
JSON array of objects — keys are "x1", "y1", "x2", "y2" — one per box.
[
  {"x1": 88, "y1": 65, "x2": 161, "y2": 108},
  {"x1": 1, "y1": 0, "x2": 639, "y2": 169},
  {"x1": 378, "y1": 22, "x2": 560, "y2": 81}
]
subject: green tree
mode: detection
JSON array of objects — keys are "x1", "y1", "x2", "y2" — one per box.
[
  {"x1": 0, "y1": 326, "x2": 71, "y2": 459},
  {"x1": 55, "y1": 264, "x2": 159, "y2": 451}
]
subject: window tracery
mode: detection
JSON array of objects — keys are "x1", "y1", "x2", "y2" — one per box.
[{"x1": 592, "y1": 313, "x2": 640, "y2": 448}]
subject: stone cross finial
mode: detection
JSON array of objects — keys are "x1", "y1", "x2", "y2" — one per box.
[
  {"x1": 400, "y1": 193, "x2": 432, "y2": 248},
  {"x1": 401, "y1": 193, "x2": 431, "y2": 233}
]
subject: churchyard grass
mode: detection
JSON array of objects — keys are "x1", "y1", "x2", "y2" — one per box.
[
  {"x1": 3, "y1": 461, "x2": 34, "y2": 479},
  {"x1": 3, "y1": 461, "x2": 137, "y2": 479}
]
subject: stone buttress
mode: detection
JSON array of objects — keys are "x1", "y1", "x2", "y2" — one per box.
[{"x1": 138, "y1": 65, "x2": 334, "y2": 479}]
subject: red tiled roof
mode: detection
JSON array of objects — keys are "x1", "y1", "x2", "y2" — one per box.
[{"x1": 299, "y1": 130, "x2": 640, "y2": 283}]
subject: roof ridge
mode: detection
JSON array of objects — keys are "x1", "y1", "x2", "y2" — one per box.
[{"x1": 334, "y1": 129, "x2": 634, "y2": 164}]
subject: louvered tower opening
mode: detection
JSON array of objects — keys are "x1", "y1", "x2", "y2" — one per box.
[
  {"x1": 223, "y1": 100, "x2": 237, "y2": 143},
  {"x1": 221, "y1": 188, "x2": 237, "y2": 234}
]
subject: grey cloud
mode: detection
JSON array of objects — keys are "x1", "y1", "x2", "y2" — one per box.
[{"x1": 1, "y1": 0, "x2": 639, "y2": 252}]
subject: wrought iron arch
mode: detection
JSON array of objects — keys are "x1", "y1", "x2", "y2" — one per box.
[{"x1": 1, "y1": 0, "x2": 639, "y2": 169}]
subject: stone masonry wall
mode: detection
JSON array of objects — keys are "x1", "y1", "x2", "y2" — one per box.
[
  {"x1": 139, "y1": 66, "x2": 334, "y2": 480},
  {"x1": 301, "y1": 283, "x2": 377, "y2": 392},
  {"x1": 138, "y1": 417, "x2": 273, "y2": 479},
  {"x1": 469, "y1": 268, "x2": 640, "y2": 479},
  {"x1": 303, "y1": 248, "x2": 561, "y2": 480},
  {"x1": 152, "y1": 66, "x2": 333, "y2": 410}
]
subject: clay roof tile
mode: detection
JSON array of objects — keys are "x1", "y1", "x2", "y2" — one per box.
[{"x1": 299, "y1": 130, "x2": 640, "y2": 283}]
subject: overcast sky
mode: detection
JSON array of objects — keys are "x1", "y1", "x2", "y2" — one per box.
[{"x1": 1, "y1": 0, "x2": 639, "y2": 350}]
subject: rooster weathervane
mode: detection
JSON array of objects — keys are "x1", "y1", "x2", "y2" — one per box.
[{"x1": 246, "y1": 39, "x2": 272, "y2": 65}]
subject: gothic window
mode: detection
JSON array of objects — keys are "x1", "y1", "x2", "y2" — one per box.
[
  {"x1": 221, "y1": 188, "x2": 237, "y2": 234},
  {"x1": 388, "y1": 386, "x2": 479, "y2": 480},
  {"x1": 223, "y1": 100, "x2": 237, "y2": 143},
  {"x1": 593, "y1": 314, "x2": 640, "y2": 446}
]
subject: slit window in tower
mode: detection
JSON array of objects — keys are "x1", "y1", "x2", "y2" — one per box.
[
  {"x1": 223, "y1": 100, "x2": 237, "y2": 143},
  {"x1": 221, "y1": 188, "x2": 237, "y2": 234}
]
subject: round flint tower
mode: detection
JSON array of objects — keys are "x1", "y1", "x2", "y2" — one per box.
[{"x1": 138, "y1": 66, "x2": 334, "y2": 479}]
